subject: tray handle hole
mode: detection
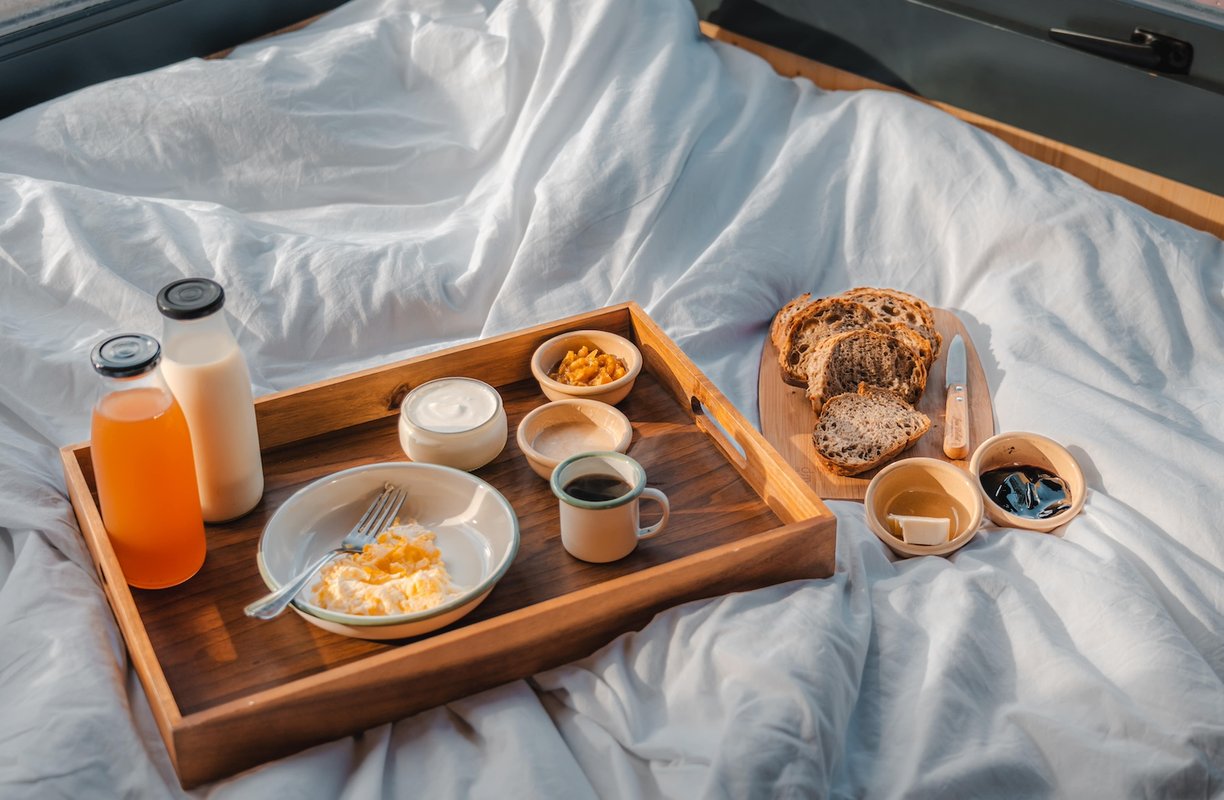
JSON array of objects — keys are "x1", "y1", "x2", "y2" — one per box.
[{"x1": 690, "y1": 396, "x2": 748, "y2": 470}]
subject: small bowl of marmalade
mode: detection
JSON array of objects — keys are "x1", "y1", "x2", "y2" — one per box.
[
  {"x1": 969, "y1": 432, "x2": 1085, "y2": 533},
  {"x1": 530, "y1": 329, "x2": 642, "y2": 406}
]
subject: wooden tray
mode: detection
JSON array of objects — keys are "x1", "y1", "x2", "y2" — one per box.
[
  {"x1": 61, "y1": 302, "x2": 837, "y2": 788},
  {"x1": 758, "y1": 308, "x2": 995, "y2": 500}
]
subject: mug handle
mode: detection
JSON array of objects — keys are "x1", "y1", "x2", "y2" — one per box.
[{"x1": 636, "y1": 488, "x2": 670, "y2": 540}]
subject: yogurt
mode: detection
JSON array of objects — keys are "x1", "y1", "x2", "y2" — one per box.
[
  {"x1": 405, "y1": 378, "x2": 499, "y2": 433},
  {"x1": 399, "y1": 378, "x2": 507, "y2": 471}
]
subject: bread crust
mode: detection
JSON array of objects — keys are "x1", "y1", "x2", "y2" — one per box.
[{"x1": 769, "y1": 293, "x2": 813, "y2": 353}]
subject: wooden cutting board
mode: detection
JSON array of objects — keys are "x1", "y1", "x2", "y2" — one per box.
[{"x1": 758, "y1": 309, "x2": 995, "y2": 500}]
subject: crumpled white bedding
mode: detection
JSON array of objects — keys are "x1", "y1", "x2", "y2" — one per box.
[{"x1": 1, "y1": 0, "x2": 1222, "y2": 796}]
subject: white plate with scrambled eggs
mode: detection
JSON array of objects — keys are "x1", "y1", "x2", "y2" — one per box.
[{"x1": 256, "y1": 462, "x2": 519, "y2": 640}]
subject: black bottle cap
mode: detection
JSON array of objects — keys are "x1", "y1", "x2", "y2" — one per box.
[
  {"x1": 91, "y1": 333, "x2": 161, "y2": 378},
  {"x1": 157, "y1": 278, "x2": 225, "y2": 320}
]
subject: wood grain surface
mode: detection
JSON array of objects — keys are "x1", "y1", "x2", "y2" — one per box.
[
  {"x1": 758, "y1": 308, "x2": 995, "y2": 500},
  {"x1": 61, "y1": 303, "x2": 837, "y2": 787}
]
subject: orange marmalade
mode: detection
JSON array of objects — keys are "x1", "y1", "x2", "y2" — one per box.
[{"x1": 550, "y1": 345, "x2": 627, "y2": 386}]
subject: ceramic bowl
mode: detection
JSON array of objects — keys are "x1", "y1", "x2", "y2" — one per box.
[
  {"x1": 397, "y1": 377, "x2": 508, "y2": 471},
  {"x1": 530, "y1": 329, "x2": 642, "y2": 405},
  {"x1": 969, "y1": 431, "x2": 1086, "y2": 532},
  {"x1": 516, "y1": 399, "x2": 634, "y2": 480},
  {"x1": 864, "y1": 457, "x2": 984, "y2": 558},
  {"x1": 256, "y1": 462, "x2": 518, "y2": 640}
]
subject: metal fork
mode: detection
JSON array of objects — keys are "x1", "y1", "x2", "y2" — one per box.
[{"x1": 244, "y1": 484, "x2": 407, "y2": 620}]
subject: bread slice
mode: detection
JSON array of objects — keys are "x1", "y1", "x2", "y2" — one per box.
[
  {"x1": 778, "y1": 297, "x2": 876, "y2": 386},
  {"x1": 841, "y1": 286, "x2": 936, "y2": 329},
  {"x1": 769, "y1": 293, "x2": 813, "y2": 353},
  {"x1": 812, "y1": 384, "x2": 931, "y2": 476},
  {"x1": 804, "y1": 329, "x2": 927, "y2": 413},
  {"x1": 839, "y1": 287, "x2": 942, "y2": 364},
  {"x1": 870, "y1": 320, "x2": 934, "y2": 370}
]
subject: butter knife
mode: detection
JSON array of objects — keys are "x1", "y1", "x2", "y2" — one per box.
[{"x1": 943, "y1": 334, "x2": 969, "y2": 459}]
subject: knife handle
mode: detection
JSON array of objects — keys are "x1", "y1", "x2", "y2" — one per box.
[{"x1": 943, "y1": 383, "x2": 970, "y2": 459}]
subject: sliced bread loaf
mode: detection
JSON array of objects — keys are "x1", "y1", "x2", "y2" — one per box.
[
  {"x1": 778, "y1": 297, "x2": 876, "y2": 386},
  {"x1": 804, "y1": 329, "x2": 927, "y2": 413},
  {"x1": 812, "y1": 384, "x2": 931, "y2": 476}
]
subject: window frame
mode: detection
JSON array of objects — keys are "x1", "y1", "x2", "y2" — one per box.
[{"x1": 0, "y1": 0, "x2": 346, "y2": 118}]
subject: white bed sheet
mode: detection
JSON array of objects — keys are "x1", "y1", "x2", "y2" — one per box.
[{"x1": 1, "y1": 0, "x2": 1222, "y2": 797}]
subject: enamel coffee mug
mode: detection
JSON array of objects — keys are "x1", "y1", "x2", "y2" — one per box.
[{"x1": 549, "y1": 451, "x2": 670, "y2": 563}]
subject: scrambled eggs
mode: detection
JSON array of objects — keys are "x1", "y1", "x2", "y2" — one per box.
[{"x1": 312, "y1": 525, "x2": 457, "y2": 615}]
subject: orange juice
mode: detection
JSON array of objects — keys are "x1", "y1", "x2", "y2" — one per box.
[{"x1": 91, "y1": 386, "x2": 206, "y2": 589}]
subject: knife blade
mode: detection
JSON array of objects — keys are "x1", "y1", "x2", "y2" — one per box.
[{"x1": 943, "y1": 334, "x2": 969, "y2": 459}]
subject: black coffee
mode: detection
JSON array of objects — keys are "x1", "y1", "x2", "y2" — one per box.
[{"x1": 564, "y1": 475, "x2": 630, "y2": 502}]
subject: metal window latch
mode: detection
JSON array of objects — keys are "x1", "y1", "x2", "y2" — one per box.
[{"x1": 1048, "y1": 27, "x2": 1193, "y2": 74}]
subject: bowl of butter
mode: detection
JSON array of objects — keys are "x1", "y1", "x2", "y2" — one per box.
[
  {"x1": 256, "y1": 462, "x2": 519, "y2": 640},
  {"x1": 864, "y1": 457, "x2": 984, "y2": 558}
]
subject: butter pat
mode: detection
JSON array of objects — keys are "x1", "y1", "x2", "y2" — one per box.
[{"x1": 889, "y1": 514, "x2": 951, "y2": 546}]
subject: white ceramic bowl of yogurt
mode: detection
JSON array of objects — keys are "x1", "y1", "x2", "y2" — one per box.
[
  {"x1": 255, "y1": 462, "x2": 519, "y2": 640},
  {"x1": 516, "y1": 399, "x2": 634, "y2": 480},
  {"x1": 398, "y1": 377, "x2": 508, "y2": 471}
]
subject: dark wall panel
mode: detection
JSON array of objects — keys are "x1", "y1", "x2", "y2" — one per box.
[{"x1": 706, "y1": 0, "x2": 1224, "y2": 195}]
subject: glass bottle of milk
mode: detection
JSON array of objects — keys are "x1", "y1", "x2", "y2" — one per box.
[{"x1": 157, "y1": 278, "x2": 264, "y2": 522}]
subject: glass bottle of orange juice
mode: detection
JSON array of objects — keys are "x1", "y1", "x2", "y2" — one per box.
[{"x1": 90, "y1": 333, "x2": 206, "y2": 589}]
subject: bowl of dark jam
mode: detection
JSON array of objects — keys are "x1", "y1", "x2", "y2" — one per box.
[{"x1": 969, "y1": 432, "x2": 1085, "y2": 532}]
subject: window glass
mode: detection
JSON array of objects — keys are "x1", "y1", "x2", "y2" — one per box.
[{"x1": 1123, "y1": 0, "x2": 1224, "y2": 29}]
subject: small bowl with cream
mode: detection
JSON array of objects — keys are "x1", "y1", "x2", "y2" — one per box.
[
  {"x1": 516, "y1": 399, "x2": 634, "y2": 480},
  {"x1": 864, "y1": 457, "x2": 984, "y2": 558},
  {"x1": 399, "y1": 377, "x2": 508, "y2": 471},
  {"x1": 530, "y1": 329, "x2": 642, "y2": 406},
  {"x1": 255, "y1": 462, "x2": 519, "y2": 641},
  {"x1": 969, "y1": 431, "x2": 1085, "y2": 532}
]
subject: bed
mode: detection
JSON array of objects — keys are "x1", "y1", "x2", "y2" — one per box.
[{"x1": 2, "y1": 0, "x2": 1222, "y2": 796}]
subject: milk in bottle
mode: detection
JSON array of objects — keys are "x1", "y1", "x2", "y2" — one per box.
[{"x1": 157, "y1": 278, "x2": 264, "y2": 522}]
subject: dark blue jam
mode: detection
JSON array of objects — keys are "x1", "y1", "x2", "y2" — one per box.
[{"x1": 979, "y1": 465, "x2": 1071, "y2": 520}]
